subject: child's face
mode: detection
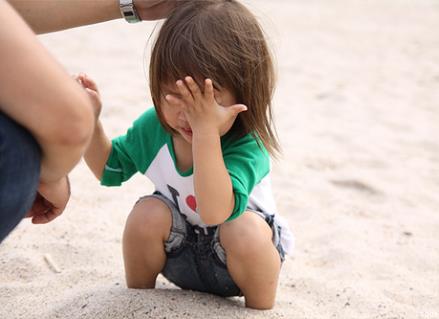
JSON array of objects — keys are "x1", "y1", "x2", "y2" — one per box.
[{"x1": 160, "y1": 82, "x2": 237, "y2": 144}]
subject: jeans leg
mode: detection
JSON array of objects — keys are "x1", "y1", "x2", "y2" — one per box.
[{"x1": 0, "y1": 112, "x2": 41, "y2": 242}]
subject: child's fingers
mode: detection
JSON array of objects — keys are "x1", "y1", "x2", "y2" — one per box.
[
  {"x1": 85, "y1": 88, "x2": 99, "y2": 99},
  {"x1": 185, "y1": 76, "x2": 202, "y2": 100},
  {"x1": 76, "y1": 73, "x2": 87, "y2": 83},
  {"x1": 80, "y1": 74, "x2": 99, "y2": 92},
  {"x1": 229, "y1": 103, "x2": 248, "y2": 116},
  {"x1": 176, "y1": 80, "x2": 193, "y2": 104},
  {"x1": 204, "y1": 78, "x2": 214, "y2": 101},
  {"x1": 165, "y1": 94, "x2": 186, "y2": 109},
  {"x1": 73, "y1": 74, "x2": 88, "y2": 90},
  {"x1": 72, "y1": 74, "x2": 83, "y2": 86},
  {"x1": 74, "y1": 73, "x2": 99, "y2": 93}
]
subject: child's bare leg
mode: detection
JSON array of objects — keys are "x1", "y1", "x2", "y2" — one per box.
[
  {"x1": 219, "y1": 212, "x2": 281, "y2": 310},
  {"x1": 122, "y1": 197, "x2": 172, "y2": 288}
]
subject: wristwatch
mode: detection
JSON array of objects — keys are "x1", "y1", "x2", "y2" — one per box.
[{"x1": 119, "y1": 0, "x2": 141, "y2": 23}]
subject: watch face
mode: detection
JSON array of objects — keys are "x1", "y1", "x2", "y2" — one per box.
[
  {"x1": 122, "y1": 8, "x2": 135, "y2": 18},
  {"x1": 120, "y1": 1, "x2": 140, "y2": 23}
]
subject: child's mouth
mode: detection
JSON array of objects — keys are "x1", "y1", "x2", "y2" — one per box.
[{"x1": 181, "y1": 127, "x2": 193, "y2": 136}]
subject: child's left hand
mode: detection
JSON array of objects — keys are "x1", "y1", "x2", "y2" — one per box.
[
  {"x1": 165, "y1": 76, "x2": 247, "y2": 136},
  {"x1": 75, "y1": 73, "x2": 102, "y2": 121}
]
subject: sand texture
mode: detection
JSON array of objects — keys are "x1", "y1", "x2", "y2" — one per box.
[{"x1": 1, "y1": 1, "x2": 439, "y2": 318}]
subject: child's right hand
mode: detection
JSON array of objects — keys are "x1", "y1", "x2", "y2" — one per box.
[{"x1": 75, "y1": 73, "x2": 102, "y2": 120}]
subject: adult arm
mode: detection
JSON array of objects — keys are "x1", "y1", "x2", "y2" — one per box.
[
  {"x1": 0, "y1": 1, "x2": 94, "y2": 184},
  {"x1": 8, "y1": 0, "x2": 177, "y2": 34}
]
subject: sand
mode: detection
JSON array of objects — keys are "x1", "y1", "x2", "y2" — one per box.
[{"x1": 1, "y1": 0, "x2": 439, "y2": 318}]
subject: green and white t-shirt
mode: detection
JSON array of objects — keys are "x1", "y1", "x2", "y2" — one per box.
[{"x1": 101, "y1": 108, "x2": 293, "y2": 254}]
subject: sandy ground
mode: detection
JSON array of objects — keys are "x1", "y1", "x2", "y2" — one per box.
[{"x1": 1, "y1": 1, "x2": 439, "y2": 318}]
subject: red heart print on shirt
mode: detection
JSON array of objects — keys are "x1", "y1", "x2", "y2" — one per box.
[{"x1": 185, "y1": 195, "x2": 197, "y2": 212}]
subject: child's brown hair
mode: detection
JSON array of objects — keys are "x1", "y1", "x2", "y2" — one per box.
[{"x1": 149, "y1": 0, "x2": 279, "y2": 155}]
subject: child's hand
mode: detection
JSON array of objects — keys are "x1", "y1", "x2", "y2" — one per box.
[
  {"x1": 165, "y1": 76, "x2": 247, "y2": 136},
  {"x1": 75, "y1": 73, "x2": 102, "y2": 120}
]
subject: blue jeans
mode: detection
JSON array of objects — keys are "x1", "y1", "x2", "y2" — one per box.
[{"x1": 0, "y1": 112, "x2": 41, "y2": 242}]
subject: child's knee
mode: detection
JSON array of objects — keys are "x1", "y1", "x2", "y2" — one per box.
[
  {"x1": 124, "y1": 197, "x2": 172, "y2": 241},
  {"x1": 219, "y1": 212, "x2": 273, "y2": 257}
]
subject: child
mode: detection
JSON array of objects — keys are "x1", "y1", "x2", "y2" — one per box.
[{"x1": 79, "y1": 0, "x2": 293, "y2": 310}]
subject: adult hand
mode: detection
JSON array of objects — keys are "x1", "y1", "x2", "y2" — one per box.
[
  {"x1": 25, "y1": 176, "x2": 71, "y2": 224},
  {"x1": 134, "y1": 0, "x2": 178, "y2": 20}
]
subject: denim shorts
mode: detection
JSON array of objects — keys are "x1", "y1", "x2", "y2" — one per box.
[{"x1": 137, "y1": 192, "x2": 286, "y2": 297}]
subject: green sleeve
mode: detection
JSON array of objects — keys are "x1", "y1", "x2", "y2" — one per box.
[
  {"x1": 100, "y1": 108, "x2": 167, "y2": 186},
  {"x1": 221, "y1": 133, "x2": 270, "y2": 221}
]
